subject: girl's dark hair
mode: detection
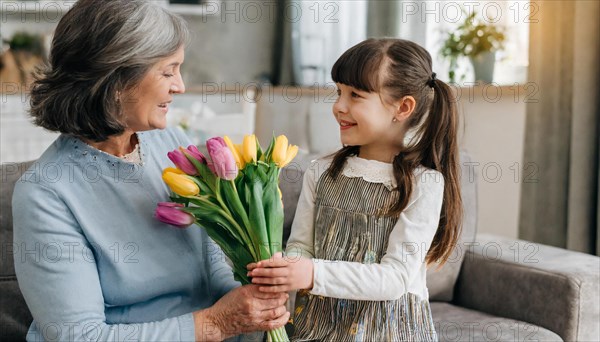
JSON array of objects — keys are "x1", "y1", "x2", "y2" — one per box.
[
  {"x1": 29, "y1": 0, "x2": 189, "y2": 142},
  {"x1": 329, "y1": 38, "x2": 462, "y2": 266}
]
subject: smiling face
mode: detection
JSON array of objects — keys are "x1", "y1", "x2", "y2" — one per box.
[
  {"x1": 121, "y1": 46, "x2": 186, "y2": 132},
  {"x1": 333, "y1": 83, "x2": 406, "y2": 161}
]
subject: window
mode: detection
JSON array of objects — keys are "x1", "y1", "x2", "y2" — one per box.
[
  {"x1": 398, "y1": 0, "x2": 530, "y2": 84},
  {"x1": 292, "y1": 0, "x2": 530, "y2": 86},
  {"x1": 294, "y1": 1, "x2": 368, "y2": 85}
]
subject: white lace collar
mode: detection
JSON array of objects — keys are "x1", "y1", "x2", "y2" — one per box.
[
  {"x1": 119, "y1": 143, "x2": 142, "y2": 164},
  {"x1": 342, "y1": 156, "x2": 397, "y2": 190}
]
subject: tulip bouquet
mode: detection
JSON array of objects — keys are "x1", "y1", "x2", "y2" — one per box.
[{"x1": 155, "y1": 134, "x2": 298, "y2": 342}]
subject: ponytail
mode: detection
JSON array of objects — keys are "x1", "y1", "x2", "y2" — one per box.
[
  {"x1": 391, "y1": 78, "x2": 463, "y2": 266},
  {"x1": 327, "y1": 146, "x2": 359, "y2": 179}
]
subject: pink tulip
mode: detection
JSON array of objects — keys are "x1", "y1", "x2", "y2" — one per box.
[
  {"x1": 155, "y1": 202, "x2": 195, "y2": 228},
  {"x1": 206, "y1": 137, "x2": 238, "y2": 180},
  {"x1": 185, "y1": 145, "x2": 207, "y2": 164},
  {"x1": 168, "y1": 149, "x2": 198, "y2": 175},
  {"x1": 206, "y1": 161, "x2": 216, "y2": 174}
]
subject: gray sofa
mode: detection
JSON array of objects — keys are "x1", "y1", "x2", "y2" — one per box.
[{"x1": 2, "y1": 154, "x2": 599, "y2": 341}]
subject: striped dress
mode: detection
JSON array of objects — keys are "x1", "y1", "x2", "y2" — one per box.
[{"x1": 291, "y1": 168, "x2": 438, "y2": 341}]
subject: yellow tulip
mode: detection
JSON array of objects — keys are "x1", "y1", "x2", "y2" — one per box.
[
  {"x1": 271, "y1": 135, "x2": 298, "y2": 168},
  {"x1": 223, "y1": 135, "x2": 245, "y2": 169},
  {"x1": 242, "y1": 134, "x2": 257, "y2": 163},
  {"x1": 162, "y1": 171, "x2": 200, "y2": 197},
  {"x1": 271, "y1": 135, "x2": 288, "y2": 165},
  {"x1": 280, "y1": 144, "x2": 298, "y2": 168},
  {"x1": 163, "y1": 167, "x2": 185, "y2": 175}
]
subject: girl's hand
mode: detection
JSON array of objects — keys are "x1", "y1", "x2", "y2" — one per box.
[{"x1": 246, "y1": 252, "x2": 314, "y2": 292}]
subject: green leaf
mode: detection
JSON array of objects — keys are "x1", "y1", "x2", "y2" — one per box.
[
  {"x1": 255, "y1": 137, "x2": 264, "y2": 161},
  {"x1": 188, "y1": 176, "x2": 212, "y2": 197},
  {"x1": 262, "y1": 166, "x2": 284, "y2": 255},
  {"x1": 220, "y1": 179, "x2": 264, "y2": 259},
  {"x1": 194, "y1": 218, "x2": 253, "y2": 284},
  {"x1": 183, "y1": 206, "x2": 245, "y2": 246},
  {"x1": 261, "y1": 135, "x2": 276, "y2": 163},
  {"x1": 186, "y1": 154, "x2": 217, "y2": 194},
  {"x1": 169, "y1": 195, "x2": 190, "y2": 206},
  {"x1": 244, "y1": 166, "x2": 271, "y2": 260},
  {"x1": 256, "y1": 163, "x2": 269, "y2": 183},
  {"x1": 183, "y1": 197, "x2": 258, "y2": 261}
]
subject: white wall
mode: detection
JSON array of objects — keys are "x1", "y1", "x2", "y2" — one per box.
[
  {"x1": 457, "y1": 84, "x2": 528, "y2": 239},
  {"x1": 0, "y1": 94, "x2": 59, "y2": 163}
]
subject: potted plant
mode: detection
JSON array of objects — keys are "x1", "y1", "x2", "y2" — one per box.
[
  {"x1": 1, "y1": 31, "x2": 45, "y2": 89},
  {"x1": 440, "y1": 11, "x2": 505, "y2": 83}
]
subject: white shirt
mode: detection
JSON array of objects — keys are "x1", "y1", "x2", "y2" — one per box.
[{"x1": 286, "y1": 156, "x2": 445, "y2": 301}]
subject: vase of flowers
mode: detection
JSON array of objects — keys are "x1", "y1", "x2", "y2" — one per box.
[{"x1": 440, "y1": 11, "x2": 505, "y2": 83}]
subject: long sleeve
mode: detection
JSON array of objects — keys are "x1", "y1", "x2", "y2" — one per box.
[
  {"x1": 286, "y1": 159, "x2": 445, "y2": 301},
  {"x1": 13, "y1": 182, "x2": 196, "y2": 342},
  {"x1": 310, "y1": 169, "x2": 444, "y2": 301}
]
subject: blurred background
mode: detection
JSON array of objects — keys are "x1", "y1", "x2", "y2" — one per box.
[{"x1": 1, "y1": 0, "x2": 598, "y2": 254}]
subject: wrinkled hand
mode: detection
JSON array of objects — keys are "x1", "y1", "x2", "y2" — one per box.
[
  {"x1": 247, "y1": 252, "x2": 314, "y2": 292},
  {"x1": 197, "y1": 284, "x2": 289, "y2": 340}
]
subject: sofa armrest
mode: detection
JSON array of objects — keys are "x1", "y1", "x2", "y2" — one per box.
[{"x1": 453, "y1": 233, "x2": 599, "y2": 342}]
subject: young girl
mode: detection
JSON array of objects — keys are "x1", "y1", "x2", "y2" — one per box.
[{"x1": 248, "y1": 38, "x2": 462, "y2": 341}]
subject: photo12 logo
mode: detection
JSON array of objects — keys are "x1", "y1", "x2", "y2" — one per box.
[
  {"x1": 1, "y1": 1, "x2": 76, "y2": 23},
  {"x1": 399, "y1": 1, "x2": 539, "y2": 24}
]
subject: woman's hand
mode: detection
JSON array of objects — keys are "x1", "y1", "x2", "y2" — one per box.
[
  {"x1": 247, "y1": 252, "x2": 314, "y2": 292},
  {"x1": 193, "y1": 284, "x2": 289, "y2": 341}
]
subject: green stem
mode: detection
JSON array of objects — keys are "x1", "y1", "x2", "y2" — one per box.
[
  {"x1": 228, "y1": 179, "x2": 260, "y2": 259},
  {"x1": 267, "y1": 326, "x2": 289, "y2": 342},
  {"x1": 191, "y1": 195, "x2": 258, "y2": 261}
]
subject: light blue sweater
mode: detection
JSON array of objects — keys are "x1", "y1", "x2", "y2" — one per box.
[{"x1": 13, "y1": 127, "x2": 240, "y2": 341}]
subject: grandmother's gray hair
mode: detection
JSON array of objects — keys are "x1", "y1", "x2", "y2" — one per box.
[{"x1": 29, "y1": 0, "x2": 190, "y2": 141}]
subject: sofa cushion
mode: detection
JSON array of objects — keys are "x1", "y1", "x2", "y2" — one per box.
[
  {"x1": 430, "y1": 302, "x2": 562, "y2": 342},
  {"x1": 279, "y1": 152, "x2": 317, "y2": 244},
  {"x1": 426, "y1": 150, "x2": 478, "y2": 302},
  {"x1": 455, "y1": 234, "x2": 600, "y2": 342},
  {"x1": 255, "y1": 89, "x2": 311, "y2": 153},
  {"x1": 1, "y1": 161, "x2": 35, "y2": 340}
]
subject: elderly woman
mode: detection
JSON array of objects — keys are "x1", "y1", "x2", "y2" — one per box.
[{"x1": 12, "y1": 1, "x2": 288, "y2": 341}]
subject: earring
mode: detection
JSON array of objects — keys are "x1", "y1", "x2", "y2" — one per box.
[
  {"x1": 116, "y1": 91, "x2": 121, "y2": 103},
  {"x1": 392, "y1": 118, "x2": 398, "y2": 122}
]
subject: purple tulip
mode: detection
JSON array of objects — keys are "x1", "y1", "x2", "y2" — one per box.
[
  {"x1": 168, "y1": 149, "x2": 198, "y2": 175},
  {"x1": 155, "y1": 202, "x2": 195, "y2": 228},
  {"x1": 206, "y1": 137, "x2": 238, "y2": 180},
  {"x1": 185, "y1": 145, "x2": 207, "y2": 164}
]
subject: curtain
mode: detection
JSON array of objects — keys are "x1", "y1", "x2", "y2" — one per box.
[
  {"x1": 519, "y1": 0, "x2": 600, "y2": 255},
  {"x1": 273, "y1": 0, "x2": 367, "y2": 86},
  {"x1": 367, "y1": 1, "x2": 400, "y2": 39},
  {"x1": 272, "y1": 0, "x2": 297, "y2": 85}
]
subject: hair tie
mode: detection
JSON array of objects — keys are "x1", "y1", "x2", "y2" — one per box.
[{"x1": 427, "y1": 73, "x2": 437, "y2": 88}]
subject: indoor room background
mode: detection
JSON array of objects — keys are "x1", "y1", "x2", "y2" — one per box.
[{"x1": 1, "y1": 0, "x2": 598, "y2": 258}]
